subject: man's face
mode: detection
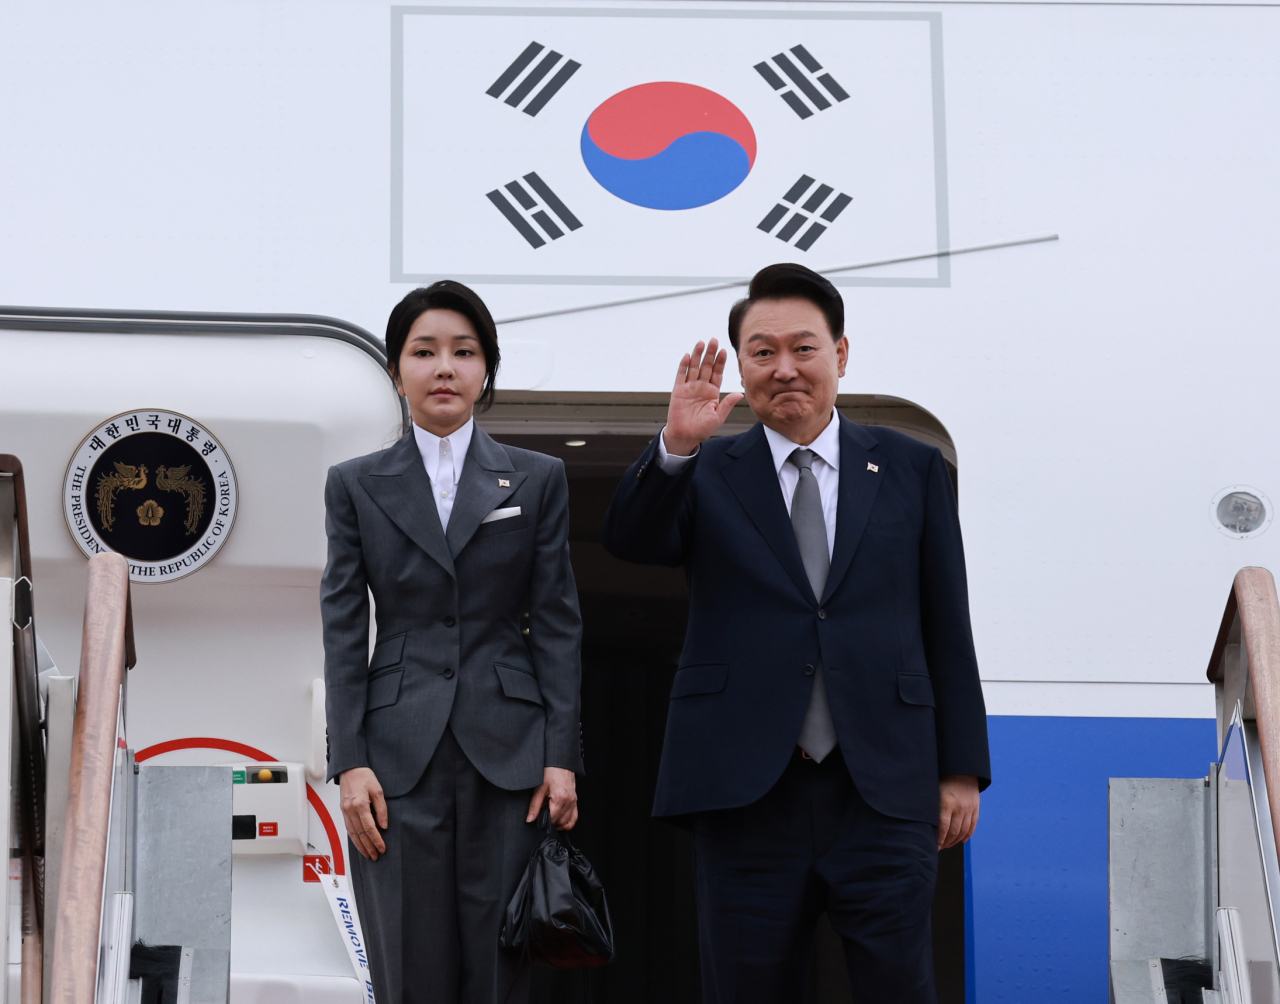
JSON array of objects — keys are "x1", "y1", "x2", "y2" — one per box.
[{"x1": 736, "y1": 298, "x2": 848, "y2": 434}]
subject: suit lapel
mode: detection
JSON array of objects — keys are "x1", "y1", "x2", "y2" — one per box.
[
  {"x1": 357, "y1": 433, "x2": 456, "y2": 578},
  {"x1": 720, "y1": 425, "x2": 815, "y2": 604},
  {"x1": 445, "y1": 427, "x2": 528, "y2": 556},
  {"x1": 822, "y1": 416, "x2": 883, "y2": 605}
]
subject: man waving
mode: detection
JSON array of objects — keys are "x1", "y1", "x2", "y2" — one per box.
[{"x1": 603, "y1": 263, "x2": 990, "y2": 1003}]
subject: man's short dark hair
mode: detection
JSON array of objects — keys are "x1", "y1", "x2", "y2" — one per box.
[
  {"x1": 727, "y1": 263, "x2": 844, "y2": 351},
  {"x1": 385, "y1": 280, "x2": 501, "y2": 411}
]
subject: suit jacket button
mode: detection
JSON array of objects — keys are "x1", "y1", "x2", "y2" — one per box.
[
  {"x1": 804, "y1": 664, "x2": 815, "y2": 676},
  {"x1": 443, "y1": 667, "x2": 455, "y2": 679},
  {"x1": 817, "y1": 609, "x2": 827, "y2": 620},
  {"x1": 444, "y1": 615, "x2": 456, "y2": 627}
]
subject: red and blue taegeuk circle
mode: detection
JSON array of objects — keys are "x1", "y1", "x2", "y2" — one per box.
[{"x1": 581, "y1": 82, "x2": 757, "y2": 211}]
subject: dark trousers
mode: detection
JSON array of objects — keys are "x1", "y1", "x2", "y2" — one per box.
[
  {"x1": 349, "y1": 727, "x2": 541, "y2": 1004},
  {"x1": 692, "y1": 747, "x2": 939, "y2": 1004}
]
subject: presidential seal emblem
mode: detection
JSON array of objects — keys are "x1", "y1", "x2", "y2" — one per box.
[{"x1": 63, "y1": 410, "x2": 239, "y2": 582}]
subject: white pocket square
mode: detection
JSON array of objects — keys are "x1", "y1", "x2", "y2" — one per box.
[{"x1": 481, "y1": 506, "x2": 521, "y2": 524}]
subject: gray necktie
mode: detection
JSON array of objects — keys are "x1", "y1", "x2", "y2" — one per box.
[{"x1": 789, "y1": 449, "x2": 837, "y2": 763}]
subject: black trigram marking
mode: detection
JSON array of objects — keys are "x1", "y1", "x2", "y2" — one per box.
[
  {"x1": 757, "y1": 175, "x2": 851, "y2": 251},
  {"x1": 487, "y1": 173, "x2": 583, "y2": 248},
  {"x1": 754, "y1": 45, "x2": 849, "y2": 120},
  {"x1": 486, "y1": 42, "x2": 581, "y2": 117}
]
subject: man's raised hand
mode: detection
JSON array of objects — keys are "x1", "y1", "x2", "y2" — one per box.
[{"x1": 663, "y1": 339, "x2": 745, "y2": 457}]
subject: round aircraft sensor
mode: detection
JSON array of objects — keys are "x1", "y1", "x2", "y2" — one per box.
[{"x1": 1211, "y1": 485, "x2": 1273, "y2": 539}]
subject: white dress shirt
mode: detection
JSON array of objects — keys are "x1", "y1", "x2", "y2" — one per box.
[
  {"x1": 413, "y1": 417, "x2": 475, "y2": 530},
  {"x1": 656, "y1": 411, "x2": 841, "y2": 559}
]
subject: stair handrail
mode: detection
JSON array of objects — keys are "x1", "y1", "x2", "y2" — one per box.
[
  {"x1": 1207, "y1": 566, "x2": 1280, "y2": 857},
  {"x1": 2, "y1": 455, "x2": 44, "y2": 1004},
  {"x1": 49, "y1": 553, "x2": 134, "y2": 1004}
]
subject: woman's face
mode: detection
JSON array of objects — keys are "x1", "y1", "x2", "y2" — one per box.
[{"x1": 394, "y1": 308, "x2": 487, "y2": 436}]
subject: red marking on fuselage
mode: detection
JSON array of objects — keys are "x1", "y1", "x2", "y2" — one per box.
[{"x1": 135, "y1": 736, "x2": 346, "y2": 876}]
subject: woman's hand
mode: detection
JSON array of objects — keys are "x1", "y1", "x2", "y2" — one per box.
[
  {"x1": 527, "y1": 767, "x2": 579, "y2": 831},
  {"x1": 341, "y1": 767, "x2": 388, "y2": 860}
]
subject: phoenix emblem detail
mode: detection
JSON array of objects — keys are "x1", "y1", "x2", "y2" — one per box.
[
  {"x1": 156, "y1": 466, "x2": 206, "y2": 535},
  {"x1": 136, "y1": 500, "x2": 164, "y2": 527},
  {"x1": 96, "y1": 463, "x2": 148, "y2": 532}
]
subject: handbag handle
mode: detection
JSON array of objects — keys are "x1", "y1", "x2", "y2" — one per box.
[{"x1": 536, "y1": 803, "x2": 575, "y2": 847}]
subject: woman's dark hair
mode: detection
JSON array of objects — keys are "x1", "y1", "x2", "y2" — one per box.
[
  {"x1": 727, "y1": 263, "x2": 844, "y2": 350},
  {"x1": 385, "y1": 280, "x2": 501, "y2": 411}
]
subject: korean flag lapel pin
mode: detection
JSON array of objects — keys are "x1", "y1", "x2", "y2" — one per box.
[
  {"x1": 498, "y1": 478, "x2": 510, "y2": 487},
  {"x1": 867, "y1": 462, "x2": 879, "y2": 473}
]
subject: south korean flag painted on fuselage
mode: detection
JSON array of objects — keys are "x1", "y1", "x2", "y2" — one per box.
[{"x1": 397, "y1": 8, "x2": 945, "y2": 285}]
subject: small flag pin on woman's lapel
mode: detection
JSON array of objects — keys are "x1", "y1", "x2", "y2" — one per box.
[
  {"x1": 498, "y1": 478, "x2": 510, "y2": 487},
  {"x1": 867, "y1": 463, "x2": 879, "y2": 473}
]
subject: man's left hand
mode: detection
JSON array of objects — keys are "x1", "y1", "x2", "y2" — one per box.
[
  {"x1": 938, "y1": 774, "x2": 980, "y2": 850},
  {"x1": 527, "y1": 767, "x2": 579, "y2": 830}
]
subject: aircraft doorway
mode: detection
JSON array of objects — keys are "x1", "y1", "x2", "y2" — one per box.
[{"x1": 484, "y1": 392, "x2": 963, "y2": 1004}]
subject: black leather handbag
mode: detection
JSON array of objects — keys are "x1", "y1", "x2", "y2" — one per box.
[{"x1": 500, "y1": 810, "x2": 616, "y2": 968}]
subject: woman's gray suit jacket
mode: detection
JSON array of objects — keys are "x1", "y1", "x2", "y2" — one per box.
[{"x1": 321, "y1": 427, "x2": 584, "y2": 797}]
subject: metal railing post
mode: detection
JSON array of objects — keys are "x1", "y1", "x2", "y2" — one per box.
[{"x1": 48, "y1": 553, "x2": 133, "y2": 1004}]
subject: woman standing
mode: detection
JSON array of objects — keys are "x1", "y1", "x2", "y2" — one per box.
[{"x1": 321, "y1": 281, "x2": 583, "y2": 1003}]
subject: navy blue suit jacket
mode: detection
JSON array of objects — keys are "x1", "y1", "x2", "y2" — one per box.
[{"x1": 602, "y1": 416, "x2": 990, "y2": 825}]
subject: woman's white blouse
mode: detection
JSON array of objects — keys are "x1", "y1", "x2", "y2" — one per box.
[{"x1": 412, "y1": 417, "x2": 475, "y2": 530}]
